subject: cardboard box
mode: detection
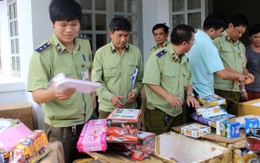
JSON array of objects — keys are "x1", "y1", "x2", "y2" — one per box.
[
  {"x1": 239, "y1": 99, "x2": 260, "y2": 116},
  {"x1": 155, "y1": 132, "x2": 231, "y2": 162},
  {"x1": 244, "y1": 117, "x2": 259, "y2": 135},
  {"x1": 0, "y1": 122, "x2": 32, "y2": 151},
  {"x1": 106, "y1": 108, "x2": 141, "y2": 143},
  {"x1": 109, "y1": 131, "x2": 156, "y2": 161},
  {"x1": 181, "y1": 123, "x2": 211, "y2": 138},
  {"x1": 191, "y1": 112, "x2": 235, "y2": 128},
  {"x1": 198, "y1": 94, "x2": 226, "y2": 107},
  {"x1": 77, "y1": 119, "x2": 107, "y2": 152},
  {"x1": 0, "y1": 103, "x2": 34, "y2": 130},
  {"x1": 219, "y1": 121, "x2": 240, "y2": 138}
]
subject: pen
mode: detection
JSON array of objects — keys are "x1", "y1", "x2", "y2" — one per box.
[{"x1": 82, "y1": 54, "x2": 86, "y2": 61}]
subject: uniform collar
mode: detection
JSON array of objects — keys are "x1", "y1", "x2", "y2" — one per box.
[
  {"x1": 110, "y1": 42, "x2": 129, "y2": 53},
  {"x1": 166, "y1": 44, "x2": 188, "y2": 63},
  {"x1": 52, "y1": 34, "x2": 80, "y2": 55},
  {"x1": 222, "y1": 30, "x2": 241, "y2": 45},
  {"x1": 151, "y1": 40, "x2": 171, "y2": 51}
]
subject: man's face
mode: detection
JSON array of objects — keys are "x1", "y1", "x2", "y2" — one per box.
[
  {"x1": 53, "y1": 19, "x2": 80, "y2": 45},
  {"x1": 184, "y1": 32, "x2": 195, "y2": 53},
  {"x1": 210, "y1": 28, "x2": 224, "y2": 40},
  {"x1": 110, "y1": 30, "x2": 130, "y2": 50},
  {"x1": 153, "y1": 27, "x2": 168, "y2": 46},
  {"x1": 250, "y1": 32, "x2": 260, "y2": 48},
  {"x1": 229, "y1": 24, "x2": 247, "y2": 42}
]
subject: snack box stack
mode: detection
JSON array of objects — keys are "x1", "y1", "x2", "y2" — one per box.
[
  {"x1": 109, "y1": 131, "x2": 156, "y2": 161},
  {"x1": 191, "y1": 112, "x2": 236, "y2": 128},
  {"x1": 198, "y1": 94, "x2": 226, "y2": 107},
  {"x1": 181, "y1": 123, "x2": 211, "y2": 138},
  {"x1": 106, "y1": 108, "x2": 141, "y2": 143},
  {"x1": 77, "y1": 119, "x2": 107, "y2": 152}
]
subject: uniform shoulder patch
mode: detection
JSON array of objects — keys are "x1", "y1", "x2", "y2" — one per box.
[
  {"x1": 35, "y1": 42, "x2": 52, "y2": 53},
  {"x1": 78, "y1": 34, "x2": 91, "y2": 39},
  {"x1": 156, "y1": 49, "x2": 167, "y2": 57}
]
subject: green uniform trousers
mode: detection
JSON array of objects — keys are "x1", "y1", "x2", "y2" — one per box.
[
  {"x1": 214, "y1": 89, "x2": 240, "y2": 116},
  {"x1": 144, "y1": 107, "x2": 184, "y2": 135}
]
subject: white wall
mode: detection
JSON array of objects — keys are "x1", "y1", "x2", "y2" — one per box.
[{"x1": 142, "y1": 0, "x2": 170, "y2": 64}]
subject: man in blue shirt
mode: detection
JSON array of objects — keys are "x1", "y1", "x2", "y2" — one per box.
[{"x1": 186, "y1": 14, "x2": 247, "y2": 121}]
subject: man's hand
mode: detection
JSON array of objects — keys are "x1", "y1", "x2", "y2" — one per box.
[
  {"x1": 240, "y1": 91, "x2": 248, "y2": 101},
  {"x1": 237, "y1": 74, "x2": 248, "y2": 82},
  {"x1": 54, "y1": 88, "x2": 76, "y2": 100},
  {"x1": 246, "y1": 73, "x2": 254, "y2": 82},
  {"x1": 165, "y1": 93, "x2": 183, "y2": 107},
  {"x1": 186, "y1": 96, "x2": 200, "y2": 108},
  {"x1": 126, "y1": 91, "x2": 136, "y2": 103},
  {"x1": 112, "y1": 95, "x2": 125, "y2": 108}
]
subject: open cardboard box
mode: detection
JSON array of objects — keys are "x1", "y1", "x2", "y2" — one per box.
[
  {"x1": 238, "y1": 99, "x2": 260, "y2": 116},
  {"x1": 0, "y1": 103, "x2": 34, "y2": 130},
  {"x1": 155, "y1": 132, "x2": 231, "y2": 162}
]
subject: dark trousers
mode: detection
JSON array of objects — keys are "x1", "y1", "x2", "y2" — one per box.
[
  {"x1": 144, "y1": 107, "x2": 184, "y2": 135},
  {"x1": 215, "y1": 89, "x2": 240, "y2": 116},
  {"x1": 44, "y1": 123, "x2": 86, "y2": 163},
  {"x1": 247, "y1": 91, "x2": 260, "y2": 101},
  {"x1": 98, "y1": 109, "x2": 111, "y2": 119}
]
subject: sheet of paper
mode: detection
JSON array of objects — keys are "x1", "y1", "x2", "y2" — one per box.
[{"x1": 250, "y1": 102, "x2": 260, "y2": 107}]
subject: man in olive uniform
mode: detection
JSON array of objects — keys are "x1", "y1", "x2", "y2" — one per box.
[
  {"x1": 143, "y1": 24, "x2": 199, "y2": 135},
  {"x1": 92, "y1": 16, "x2": 143, "y2": 118},
  {"x1": 213, "y1": 15, "x2": 254, "y2": 116},
  {"x1": 141, "y1": 23, "x2": 171, "y2": 130},
  {"x1": 27, "y1": 0, "x2": 95, "y2": 162}
]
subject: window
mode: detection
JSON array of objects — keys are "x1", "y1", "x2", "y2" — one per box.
[
  {"x1": 170, "y1": 0, "x2": 206, "y2": 29},
  {"x1": 78, "y1": 0, "x2": 142, "y2": 53},
  {"x1": 8, "y1": 0, "x2": 20, "y2": 77}
]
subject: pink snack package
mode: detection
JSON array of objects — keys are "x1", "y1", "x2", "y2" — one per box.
[{"x1": 77, "y1": 119, "x2": 107, "y2": 152}]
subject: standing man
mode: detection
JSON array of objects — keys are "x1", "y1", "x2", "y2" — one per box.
[
  {"x1": 92, "y1": 16, "x2": 143, "y2": 118},
  {"x1": 143, "y1": 24, "x2": 199, "y2": 135},
  {"x1": 213, "y1": 15, "x2": 254, "y2": 116},
  {"x1": 27, "y1": 0, "x2": 95, "y2": 162},
  {"x1": 141, "y1": 23, "x2": 170, "y2": 130},
  {"x1": 245, "y1": 24, "x2": 260, "y2": 100},
  {"x1": 187, "y1": 14, "x2": 247, "y2": 98}
]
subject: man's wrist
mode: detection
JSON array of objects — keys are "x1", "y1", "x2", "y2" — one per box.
[
  {"x1": 187, "y1": 92, "x2": 195, "y2": 97},
  {"x1": 240, "y1": 89, "x2": 246, "y2": 93}
]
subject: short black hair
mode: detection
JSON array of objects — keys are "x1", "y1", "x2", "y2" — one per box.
[
  {"x1": 229, "y1": 14, "x2": 249, "y2": 27},
  {"x1": 203, "y1": 14, "x2": 227, "y2": 31},
  {"x1": 248, "y1": 24, "x2": 260, "y2": 37},
  {"x1": 170, "y1": 24, "x2": 195, "y2": 45},
  {"x1": 49, "y1": 0, "x2": 82, "y2": 23},
  {"x1": 152, "y1": 23, "x2": 169, "y2": 34},
  {"x1": 109, "y1": 16, "x2": 132, "y2": 33}
]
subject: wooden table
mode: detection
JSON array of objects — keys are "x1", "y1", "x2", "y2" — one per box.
[{"x1": 172, "y1": 125, "x2": 246, "y2": 149}]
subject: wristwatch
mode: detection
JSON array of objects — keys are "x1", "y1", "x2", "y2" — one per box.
[
  {"x1": 240, "y1": 89, "x2": 246, "y2": 94},
  {"x1": 187, "y1": 92, "x2": 195, "y2": 97}
]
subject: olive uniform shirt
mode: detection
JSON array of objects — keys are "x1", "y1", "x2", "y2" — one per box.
[
  {"x1": 143, "y1": 44, "x2": 192, "y2": 117},
  {"x1": 27, "y1": 34, "x2": 93, "y2": 127},
  {"x1": 213, "y1": 30, "x2": 246, "y2": 92},
  {"x1": 92, "y1": 42, "x2": 143, "y2": 112}
]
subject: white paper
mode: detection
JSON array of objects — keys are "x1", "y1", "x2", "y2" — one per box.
[{"x1": 250, "y1": 102, "x2": 260, "y2": 107}]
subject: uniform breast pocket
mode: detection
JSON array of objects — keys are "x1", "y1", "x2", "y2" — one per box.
[
  {"x1": 103, "y1": 65, "x2": 117, "y2": 78},
  {"x1": 161, "y1": 71, "x2": 176, "y2": 89},
  {"x1": 127, "y1": 61, "x2": 137, "y2": 75}
]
